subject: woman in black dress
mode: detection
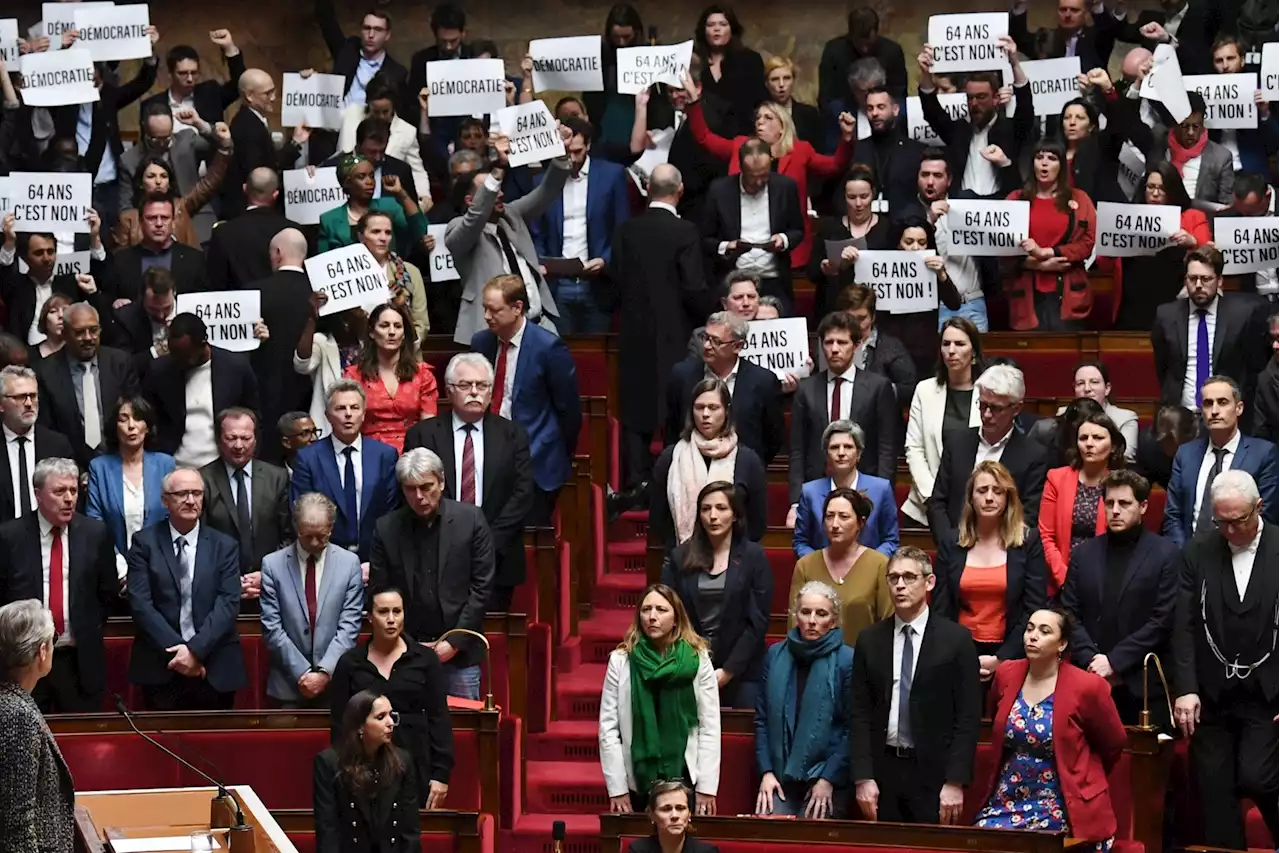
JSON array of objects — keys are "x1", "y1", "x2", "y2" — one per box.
[
  {"x1": 693, "y1": 5, "x2": 769, "y2": 137},
  {"x1": 808, "y1": 165, "x2": 894, "y2": 321}
]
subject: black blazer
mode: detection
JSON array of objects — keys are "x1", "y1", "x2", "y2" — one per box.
[
  {"x1": 0, "y1": 426, "x2": 74, "y2": 523},
  {"x1": 142, "y1": 349, "x2": 260, "y2": 457},
  {"x1": 108, "y1": 301, "x2": 156, "y2": 356},
  {"x1": 1061, "y1": 529, "x2": 1179, "y2": 699},
  {"x1": 788, "y1": 368, "x2": 898, "y2": 504},
  {"x1": 1151, "y1": 295, "x2": 1271, "y2": 414},
  {"x1": 661, "y1": 537, "x2": 772, "y2": 683},
  {"x1": 1254, "y1": 355, "x2": 1279, "y2": 440},
  {"x1": 0, "y1": 264, "x2": 108, "y2": 345},
  {"x1": 701, "y1": 173, "x2": 805, "y2": 299},
  {"x1": 864, "y1": 331, "x2": 918, "y2": 409},
  {"x1": 807, "y1": 213, "x2": 894, "y2": 321},
  {"x1": 1116, "y1": 1, "x2": 1220, "y2": 76},
  {"x1": 206, "y1": 207, "x2": 299, "y2": 292},
  {"x1": 403, "y1": 414, "x2": 535, "y2": 590},
  {"x1": 34, "y1": 346, "x2": 139, "y2": 470},
  {"x1": 791, "y1": 101, "x2": 825, "y2": 151},
  {"x1": 1011, "y1": 8, "x2": 1120, "y2": 72},
  {"x1": 51, "y1": 61, "x2": 158, "y2": 175},
  {"x1": 368, "y1": 502, "x2": 495, "y2": 669},
  {"x1": 933, "y1": 528, "x2": 1048, "y2": 660},
  {"x1": 199, "y1": 459, "x2": 294, "y2": 573},
  {"x1": 697, "y1": 47, "x2": 769, "y2": 137},
  {"x1": 138, "y1": 52, "x2": 246, "y2": 125},
  {"x1": 852, "y1": 131, "x2": 927, "y2": 216},
  {"x1": 226, "y1": 107, "x2": 303, "y2": 216},
  {"x1": 668, "y1": 114, "x2": 729, "y2": 226},
  {"x1": 313, "y1": 746, "x2": 420, "y2": 853},
  {"x1": 249, "y1": 268, "x2": 316, "y2": 462},
  {"x1": 650, "y1": 443, "x2": 767, "y2": 552},
  {"x1": 849, "y1": 614, "x2": 983, "y2": 790},
  {"x1": 928, "y1": 428, "x2": 1048, "y2": 544},
  {"x1": 919, "y1": 84, "x2": 1033, "y2": 197},
  {"x1": 108, "y1": 243, "x2": 210, "y2": 304},
  {"x1": 0, "y1": 513, "x2": 117, "y2": 695},
  {"x1": 627, "y1": 837, "x2": 720, "y2": 853},
  {"x1": 665, "y1": 355, "x2": 784, "y2": 467}
]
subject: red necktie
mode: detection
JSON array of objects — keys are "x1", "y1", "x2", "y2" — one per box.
[
  {"x1": 490, "y1": 341, "x2": 510, "y2": 414},
  {"x1": 460, "y1": 425, "x2": 477, "y2": 503},
  {"x1": 304, "y1": 555, "x2": 318, "y2": 638},
  {"x1": 49, "y1": 527, "x2": 65, "y2": 635},
  {"x1": 830, "y1": 376, "x2": 843, "y2": 424}
]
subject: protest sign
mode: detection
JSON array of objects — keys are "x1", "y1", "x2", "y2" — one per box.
[
  {"x1": 427, "y1": 224, "x2": 459, "y2": 282},
  {"x1": 853, "y1": 251, "x2": 940, "y2": 314},
  {"x1": 425, "y1": 59, "x2": 506, "y2": 117},
  {"x1": 628, "y1": 127, "x2": 675, "y2": 192},
  {"x1": 1214, "y1": 216, "x2": 1279, "y2": 275},
  {"x1": 42, "y1": 2, "x2": 113, "y2": 49},
  {"x1": 927, "y1": 13, "x2": 1010, "y2": 74},
  {"x1": 1116, "y1": 142, "x2": 1146, "y2": 200},
  {"x1": 304, "y1": 244, "x2": 391, "y2": 316},
  {"x1": 0, "y1": 19, "x2": 19, "y2": 64},
  {"x1": 19, "y1": 48, "x2": 99, "y2": 106},
  {"x1": 616, "y1": 41, "x2": 693, "y2": 95},
  {"x1": 281, "y1": 72, "x2": 346, "y2": 130},
  {"x1": 1183, "y1": 73, "x2": 1258, "y2": 129},
  {"x1": 1140, "y1": 43, "x2": 1191, "y2": 124},
  {"x1": 741, "y1": 317, "x2": 810, "y2": 379},
  {"x1": 282, "y1": 167, "x2": 345, "y2": 226},
  {"x1": 944, "y1": 199, "x2": 1030, "y2": 257},
  {"x1": 8, "y1": 172, "x2": 92, "y2": 233},
  {"x1": 530, "y1": 36, "x2": 603, "y2": 93},
  {"x1": 18, "y1": 251, "x2": 91, "y2": 277},
  {"x1": 1022, "y1": 57, "x2": 1082, "y2": 117},
  {"x1": 72, "y1": 3, "x2": 150, "y2": 62},
  {"x1": 176, "y1": 290, "x2": 261, "y2": 353},
  {"x1": 1263, "y1": 43, "x2": 1279, "y2": 101},
  {"x1": 1095, "y1": 202, "x2": 1179, "y2": 257},
  {"x1": 495, "y1": 101, "x2": 565, "y2": 167},
  {"x1": 906, "y1": 93, "x2": 968, "y2": 144},
  {"x1": 0, "y1": 176, "x2": 10, "y2": 221}
]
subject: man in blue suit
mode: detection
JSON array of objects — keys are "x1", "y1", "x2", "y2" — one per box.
[
  {"x1": 531, "y1": 117, "x2": 631, "y2": 334},
  {"x1": 1165, "y1": 375, "x2": 1278, "y2": 547},
  {"x1": 793, "y1": 420, "x2": 899, "y2": 558},
  {"x1": 127, "y1": 467, "x2": 245, "y2": 710},
  {"x1": 259, "y1": 492, "x2": 364, "y2": 708},
  {"x1": 471, "y1": 275, "x2": 580, "y2": 526},
  {"x1": 290, "y1": 379, "x2": 400, "y2": 565}
]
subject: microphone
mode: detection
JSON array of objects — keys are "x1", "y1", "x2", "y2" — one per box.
[{"x1": 552, "y1": 820, "x2": 566, "y2": 853}]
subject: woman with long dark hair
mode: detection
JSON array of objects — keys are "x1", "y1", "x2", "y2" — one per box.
[
  {"x1": 342, "y1": 303, "x2": 437, "y2": 453},
  {"x1": 356, "y1": 211, "x2": 430, "y2": 346},
  {"x1": 584, "y1": 4, "x2": 647, "y2": 147},
  {"x1": 114, "y1": 127, "x2": 230, "y2": 249},
  {"x1": 30, "y1": 293, "x2": 70, "y2": 363},
  {"x1": 1027, "y1": 396, "x2": 1105, "y2": 470},
  {"x1": 693, "y1": 5, "x2": 769, "y2": 138},
  {"x1": 1056, "y1": 95, "x2": 1123, "y2": 203}
]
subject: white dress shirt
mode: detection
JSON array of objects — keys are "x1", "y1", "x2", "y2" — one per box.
[
  {"x1": 704, "y1": 359, "x2": 740, "y2": 396},
  {"x1": 1193, "y1": 429, "x2": 1241, "y2": 521},
  {"x1": 932, "y1": 209, "x2": 983, "y2": 301},
  {"x1": 296, "y1": 542, "x2": 327, "y2": 604},
  {"x1": 480, "y1": 185, "x2": 543, "y2": 319},
  {"x1": 1164, "y1": 2, "x2": 1189, "y2": 38},
  {"x1": 1180, "y1": 156, "x2": 1202, "y2": 201},
  {"x1": 167, "y1": 90, "x2": 198, "y2": 132},
  {"x1": 562, "y1": 157, "x2": 591, "y2": 263},
  {"x1": 1181, "y1": 295, "x2": 1219, "y2": 410},
  {"x1": 649, "y1": 201, "x2": 679, "y2": 217},
  {"x1": 963, "y1": 121, "x2": 999, "y2": 196},
  {"x1": 729, "y1": 179, "x2": 779, "y2": 278},
  {"x1": 497, "y1": 319, "x2": 527, "y2": 420},
  {"x1": 1228, "y1": 524, "x2": 1263, "y2": 601},
  {"x1": 26, "y1": 278, "x2": 54, "y2": 345},
  {"x1": 332, "y1": 434, "x2": 365, "y2": 521},
  {"x1": 119, "y1": 473, "x2": 145, "y2": 581},
  {"x1": 887, "y1": 607, "x2": 930, "y2": 747},
  {"x1": 975, "y1": 426, "x2": 1015, "y2": 468},
  {"x1": 4, "y1": 425, "x2": 36, "y2": 514},
  {"x1": 39, "y1": 514, "x2": 73, "y2": 647},
  {"x1": 825, "y1": 365, "x2": 857, "y2": 422},
  {"x1": 176, "y1": 359, "x2": 217, "y2": 468},
  {"x1": 452, "y1": 413, "x2": 485, "y2": 506}
]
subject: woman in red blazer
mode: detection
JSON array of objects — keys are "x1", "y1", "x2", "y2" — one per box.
[
  {"x1": 1039, "y1": 413, "x2": 1126, "y2": 595},
  {"x1": 973, "y1": 608, "x2": 1128, "y2": 846}
]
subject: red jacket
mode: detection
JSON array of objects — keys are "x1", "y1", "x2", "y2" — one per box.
[
  {"x1": 974, "y1": 660, "x2": 1128, "y2": 842},
  {"x1": 1039, "y1": 465, "x2": 1107, "y2": 595},
  {"x1": 1002, "y1": 188, "x2": 1097, "y2": 331}
]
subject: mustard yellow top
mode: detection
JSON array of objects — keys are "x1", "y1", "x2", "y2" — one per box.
[{"x1": 789, "y1": 547, "x2": 893, "y2": 648}]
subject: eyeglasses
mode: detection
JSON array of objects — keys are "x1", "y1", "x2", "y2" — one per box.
[
  {"x1": 164, "y1": 489, "x2": 204, "y2": 500},
  {"x1": 1213, "y1": 505, "x2": 1258, "y2": 529},
  {"x1": 3, "y1": 393, "x2": 37, "y2": 402},
  {"x1": 704, "y1": 334, "x2": 740, "y2": 349},
  {"x1": 1184, "y1": 275, "x2": 1217, "y2": 286},
  {"x1": 448, "y1": 381, "x2": 493, "y2": 393},
  {"x1": 886, "y1": 572, "x2": 924, "y2": 586},
  {"x1": 287, "y1": 427, "x2": 319, "y2": 439},
  {"x1": 977, "y1": 400, "x2": 1014, "y2": 414}
]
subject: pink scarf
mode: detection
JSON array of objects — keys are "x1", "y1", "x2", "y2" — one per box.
[{"x1": 667, "y1": 431, "x2": 739, "y2": 544}]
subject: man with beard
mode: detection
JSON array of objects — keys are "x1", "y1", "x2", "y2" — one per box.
[{"x1": 856, "y1": 87, "x2": 924, "y2": 215}]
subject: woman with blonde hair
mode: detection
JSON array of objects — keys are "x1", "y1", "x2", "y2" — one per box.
[
  {"x1": 763, "y1": 56, "x2": 822, "y2": 148},
  {"x1": 599, "y1": 584, "x2": 721, "y2": 815}
]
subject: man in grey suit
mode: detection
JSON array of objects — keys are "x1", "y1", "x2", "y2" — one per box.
[
  {"x1": 119, "y1": 102, "x2": 223, "y2": 244},
  {"x1": 445, "y1": 125, "x2": 574, "y2": 344},
  {"x1": 259, "y1": 493, "x2": 363, "y2": 707}
]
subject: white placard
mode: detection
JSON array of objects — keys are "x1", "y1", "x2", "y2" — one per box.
[
  {"x1": 18, "y1": 251, "x2": 91, "y2": 277},
  {"x1": 1022, "y1": 57, "x2": 1081, "y2": 117},
  {"x1": 495, "y1": 101, "x2": 565, "y2": 168},
  {"x1": 1183, "y1": 73, "x2": 1258, "y2": 130},
  {"x1": 0, "y1": 176, "x2": 10, "y2": 221},
  {"x1": 282, "y1": 167, "x2": 345, "y2": 226},
  {"x1": 1094, "y1": 202, "x2": 1179, "y2": 257},
  {"x1": 740, "y1": 317, "x2": 810, "y2": 380},
  {"x1": 616, "y1": 41, "x2": 693, "y2": 95},
  {"x1": 304, "y1": 244, "x2": 392, "y2": 316},
  {"x1": 1262, "y1": 43, "x2": 1279, "y2": 101},
  {"x1": 8, "y1": 172, "x2": 92, "y2": 233},
  {"x1": 1140, "y1": 43, "x2": 1191, "y2": 124},
  {"x1": 281, "y1": 72, "x2": 347, "y2": 130},
  {"x1": 72, "y1": 3, "x2": 149, "y2": 62},
  {"x1": 1116, "y1": 142, "x2": 1146, "y2": 201},
  {"x1": 176, "y1": 290, "x2": 261, "y2": 352},
  {"x1": 0, "y1": 19, "x2": 19, "y2": 65},
  {"x1": 427, "y1": 224, "x2": 459, "y2": 282},
  {"x1": 530, "y1": 36, "x2": 603, "y2": 93},
  {"x1": 853, "y1": 250, "x2": 940, "y2": 314},
  {"x1": 927, "y1": 13, "x2": 1010, "y2": 74},
  {"x1": 907, "y1": 93, "x2": 969, "y2": 144},
  {"x1": 425, "y1": 58, "x2": 506, "y2": 117},
  {"x1": 944, "y1": 199, "x2": 1030, "y2": 257},
  {"x1": 1214, "y1": 216, "x2": 1279, "y2": 275},
  {"x1": 18, "y1": 48, "x2": 99, "y2": 106},
  {"x1": 42, "y1": 2, "x2": 113, "y2": 50}
]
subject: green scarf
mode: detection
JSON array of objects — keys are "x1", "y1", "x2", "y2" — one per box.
[{"x1": 628, "y1": 637, "x2": 701, "y2": 794}]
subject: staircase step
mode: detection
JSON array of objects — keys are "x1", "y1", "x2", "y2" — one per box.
[
  {"x1": 511, "y1": 814, "x2": 601, "y2": 853},
  {"x1": 554, "y1": 663, "x2": 607, "y2": 721},
  {"x1": 577, "y1": 608, "x2": 633, "y2": 665},
  {"x1": 605, "y1": 539, "x2": 649, "y2": 574},
  {"x1": 524, "y1": 760, "x2": 609, "y2": 814},
  {"x1": 591, "y1": 571, "x2": 648, "y2": 610},
  {"x1": 527, "y1": 720, "x2": 602, "y2": 762},
  {"x1": 607, "y1": 509, "x2": 649, "y2": 543}
]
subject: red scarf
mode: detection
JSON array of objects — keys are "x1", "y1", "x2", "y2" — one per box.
[{"x1": 1167, "y1": 129, "x2": 1208, "y2": 176}]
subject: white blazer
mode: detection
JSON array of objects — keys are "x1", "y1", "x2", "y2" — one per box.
[
  {"x1": 903, "y1": 377, "x2": 981, "y2": 525},
  {"x1": 597, "y1": 648, "x2": 721, "y2": 798},
  {"x1": 293, "y1": 332, "x2": 342, "y2": 438},
  {"x1": 337, "y1": 106, "x2": 431, "y2": 206}
]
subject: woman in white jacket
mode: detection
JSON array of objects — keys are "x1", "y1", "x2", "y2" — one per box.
[{"x1": 599, "y1": 583, "x2": 721, "y2": 815}]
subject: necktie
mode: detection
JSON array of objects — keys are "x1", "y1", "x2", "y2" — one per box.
[
  {"x1": 494, "y1": 227, "x2": 542, "y2": 317},
  {"x1": 342, "y1": 446, "x2": 358, "y2": 534},
  {"x1": 304, "y1": 554, "x2": 318, "y2": 640},
  {"x1": 830, "y1": 376, "x2": 843, "y2": 423},
  {"x1": 1195, "y1": 446, "x2": 1230, "y2": 534},
  {"x1": 491, "y1": 342, "x2": 511, "y2": 415},
  {"x1": 81, "y1": 363, "x2": 101, "y2": 449},
  {"x1": 15, "y1": 436, "x2": 30, "y2": 517},
  {"x1": 48, "y1": 527, "x2": 64, "y2": 635},
  {"x1": 175, "y1": 537, "x2": 195, "y2": 640},
  {"x1": 495, "y1": 227, "x2": 525, "y2": 281},
  {"x1": 233, "y1": 468, "x2": 253, "y2": 571},
  {"x1": 898, "y1": 624, "x2": 915, "y2": 748},
  {"x1": 1195, "y1": 309, "x2": 1210, "y2": 408},
  {"x1": 460, "y1": 424, "x2": 477, "y2": 504}
]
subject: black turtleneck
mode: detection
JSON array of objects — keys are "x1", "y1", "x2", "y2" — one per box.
[{"x1": 1100, "y1": 523, "x2": 1144, "y2": 650}]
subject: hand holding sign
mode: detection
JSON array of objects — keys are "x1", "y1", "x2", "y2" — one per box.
[
  {"x1": 494, "y1": 100, "x2": 566, "y2": 167},
  {"x1": 304, "y1": 244, "x2": 392, "y2": 317}
]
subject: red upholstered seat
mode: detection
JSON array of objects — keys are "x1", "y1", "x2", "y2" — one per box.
[
  {"x1": 1099, "y1": 352, "x2": 1161, "y2": 400},
  {"x1": 765, "y1": 549, "x2": 795, "y2": 614},
  {"x1": 767, "y1": 483, "x2": 791, "y2": 527},
  {"x1": 572, "y1": 348, "x2": 609, "y2": 397},
  {"x1": 1145, "y1": 489, "x2": 1166, "y2": 534}
]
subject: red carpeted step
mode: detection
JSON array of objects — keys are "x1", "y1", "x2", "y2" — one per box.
[
  {"x1": 511, "y1": 813, "x2": 600, "y2": 853},
  {"x1": 526, "y1": 720, "x2": 601, "y2": 762},
  {"x1": 605, "y1": 540, "x2": 648, "y2": 574},
  {"x1": 553, "y1": 662, "x2": 607, "y2": 721},
  {"x1": 577, "y1": 609, "x2": 635, "y2": 665},
  {"x1": 524, "y1": 760, "x2": 609, "y2": 814},
  {"x1": 592, "y1": 571, "x2": 648, "y2": 612},
  {"x1": 607, "y1": 509, "x2": 649, "y2": 542}
]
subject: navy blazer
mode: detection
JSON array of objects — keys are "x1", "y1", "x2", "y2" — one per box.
[
  {"x1": 794, "y1": 475, "x2": 900, "y2": 559},
  {"x1": 660, "y1": 536, "x2": 773, "y2": 683},
  {"x1": 1163, "y1": 434, "x2": 1279, "y2": 547},
  {"x1": 125, "y1": 520, "x2": 245, "y2": 693},
  {"x1": 471, "y1": 322, "x2": 581, "y2": 492},
  {"x1": 86, "y1": 452, "x2": 176, "y2": 557},
  {"x1": 291, "y1": 437, "x2": 400, "y2": 562},
  {"x1": 531, "y1": 157, "x2": 631, "y2": 276},
  {"x1": 650, "y1": 443, "x2": 767, "y2": 552},
  {"x1": 665, "y1": 355, "x2": 785, "y2": 467}
]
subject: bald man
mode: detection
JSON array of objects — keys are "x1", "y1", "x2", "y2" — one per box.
[
  {"x1": 226, "y1": 71, "x2": 312, "y2": 217},
  {"x1": 207, "y1": 167, "x2": 300, "y2": 290}
]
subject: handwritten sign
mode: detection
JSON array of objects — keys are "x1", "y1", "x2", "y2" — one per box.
[
  {"x1": 0, "y1": 19, "x2": 19, "y2": 64},
  {"x1": 927, "y1": 13, "x2": 1009, "y2": 74},
  {"x1": 176, "y1": 290, "x2": 261, "y2": 353},
  {"x1": 907, "y1": 93, "x2": 968, "y2": 144},
  {"x1": 1183, "y1": 73, "x2": 1257, "y2": 130},
  {"x1": 740, "y1": 317, "x2": 810, "y2": 379},
  {"x1": 42, "y1": 2, "x2": 113, "y2": 50},
  {"x1": 616, "y1": 41, "x2": 693, "y2": 95},
  {"x1": 19, "y1": 48, "x2": 99, "y2": 106},
  {"x1": 944, "y1": 199, "x2": 1030, "y2": 257},
  {"x1": 8, "y1": 172, "x2": 92, "y2": 233},
  {"x1": 494, "y1": 101, "x2": 565, "y2": 167},
  {"x1": 282, "y1": 167, "x2": 344, "y2": 226},
  {"x1": 426, "y1": 224, "x2": 459, "y2": 282},
  {"x1": 72, "y1": 3, "x2": 150, "y2": 62},
  {"x1": 853, "y1": 251, "x2": 940, "y2": 314},
  {"x1": 18, "y1": 251, "x2": 91, "y2": 277},
  {"x1": 281, "y1": 72, "x2": 346, "y2": 130},
  {"x1": 1214, "y1": 216, "x2": 1279, "y2": 275},
  {"x1": 1116, "y1": 142, "x2": 1146, "y2": 200},
  {"x1": 1262, "y1": 43, "x2": 1278, "y2": 101},
  {"x1": 426, "y1": 58, "x2": 506, "y2": 117},
  {"x1": 530, "y1": 36, "x2": 603, "y2": 93},
  {"x1": 304, "y1": 244, "x2": 391, "y2": 316},
  {"x1": 1095, "y1": 202, "x2": 1179, "y2": 256},
  {"x1": 1022, "y1": 57, "x2": 1081, "y2": 117},
  {"x1": 1140, "y1": 43, "x2": 1191, "y2": 124}
]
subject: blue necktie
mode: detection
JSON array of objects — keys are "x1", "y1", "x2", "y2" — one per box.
[
  {"x1": 1195, "y1": 309, "x2": 1210, "y2": 408},
  {"x1": 342, "y1": 446, "x2": 358, "y2": 537},
  {"x1": 898, "y1": 624, "x2": 915, "y2": 748}
]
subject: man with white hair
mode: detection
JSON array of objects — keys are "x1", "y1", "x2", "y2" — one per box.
[
  {"x1": 1171, "y1": 469, "x2": 1278, "y2": 850},
  {"x1": 404, "y1": 353, "x2": 533, "y2": 613},
  {"x1": 0, "y1": 365, "x2": 73, "y2": 523},
  {"x1": 927, "y1": 363, "x2": 1048, "y2": 543},
  {"x1": 369, "y1": 448, "x2": 495, "y2": 699}
]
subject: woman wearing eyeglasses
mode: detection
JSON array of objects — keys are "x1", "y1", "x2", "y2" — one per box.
[{"x1": 329, "y1": 587, "x2": 454, "y2": 809}]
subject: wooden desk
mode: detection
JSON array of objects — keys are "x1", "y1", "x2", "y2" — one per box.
[{"x1": 75, "y1": 785, "x2": 293, "y2": 853}]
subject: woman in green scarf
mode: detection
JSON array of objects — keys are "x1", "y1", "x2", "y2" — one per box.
[
  {"x1": 599, "y1": 583, "x2": 721, "y2": 814},
  {"x1": 317, "y1": 153, "x2": 428, "y2": 256}
]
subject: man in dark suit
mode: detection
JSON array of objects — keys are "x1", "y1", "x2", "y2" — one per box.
[
  {"x1": 0, "y1": 367, "x2": 75, "y2": 524},
  {"x1": 701, "y1": 140, "x2": 805, "y2": 313},
  {"x1": 0, "y1": 218, "x2": 108, "y2": 346},
  {"x1": 34, "y1": 303, "x2": 139, "y2": 470},
  {"x1": 226, "y1": 69, "x2": 310, "y2": 217},
  {"x1": 1062, "y1": 470, "x2": 1180, "y2": 725},
  {"x1": 206, "y1": 168, "x2": 298, "y2": 292},
  {"x1": 789, "y1": 311, "x2": 898, "y2": 512},
  {"x1": 138, "y1": 32, "x2": 246, "y2": 127},
  {"x1": 126, "y1": 466, "x2": 245, "y2": 710},
  {"x1": 855, "y1": 88, "x2": 926, "y2": 216},
  {"x1": 108, "y1": 195, "x2": 210, "y2": 303},
  {"x1": 321, "y1": 118, "x2": 421, "y2": 208},
  {"x1": 110, "y1": 268, "x2": 176, "y2": 358},
  {"x1": 406, "y1": 4, "x2": 473, "y2": 138},
  {"x1": 369, "y1": 447, "x2": 495, "y2": 700},
  {"x1": 313, "y1": 0, "x2": 408, "y2": 106},
  {"x1": 1171, "y1": 469, "x2": 1278, "y2": 850},
  {"x1": 405, "y1": 354, "x2": 534, "y2": 613},
  {"x1": 928, "y1": 364, "x2": 1048, "y2": 543},
  {"x1": 0, "y1": 457, "x2": 117, "y2": 712},
  {"x1": 850, "y1": 546, "x2": 982, "y2": 824},
  {"x1": 666, "y1": 311, "x2": 785, "y2": 467},
  {"x1": 1011, "y1": 0, "x2": 1120, "y2": 72},
  {"x1": 1114, "y1": 0, "x2": 1221, "y2": 76},
  {"x1": 278, "y1": 412, "x2": 319, "y2": 480},
  {"x1": 818, "y1": 7, "x2": 910, "y2": 111},
  {"x1": 470, "y1": 276, "x2": 580, "y2": 526}
]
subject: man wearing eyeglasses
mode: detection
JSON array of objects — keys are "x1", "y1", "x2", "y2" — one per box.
[
  {"x1": 137, "y1": 31, "x2": 245, "y2": 130},
  {"x1": 278, "y1": 412, "x2": 319, "y2": 480},
  {"x1": 404, "y1": 353, "x2": 534, "y2": 613},
  {"x1": 1170, "y1": 469, "x2": 1279, "y2": 850},
  {"x1": 0, "y1": 366, "x2": 73, "y2": 523}
]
